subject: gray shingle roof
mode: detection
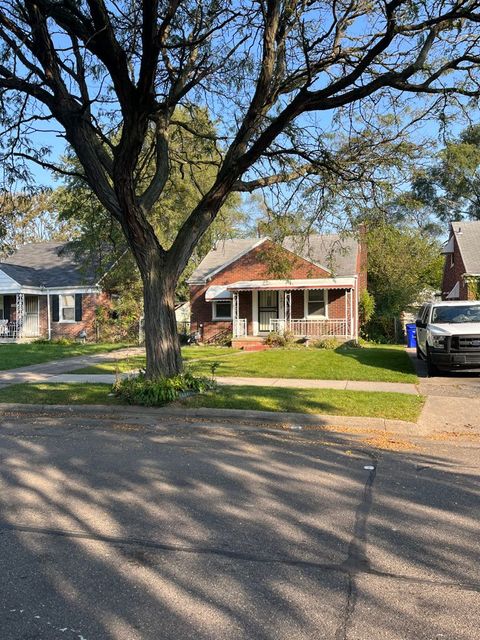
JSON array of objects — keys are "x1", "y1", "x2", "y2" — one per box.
[
  {"x1": 453, "y1": 221, "x2": 480, "y2": 274},
  {"x1": 189, "y1": 234, "x2": 359, "y2": 282},
  {"x1": 0, "y1": 241, "x2": 97, "y2": 287}
]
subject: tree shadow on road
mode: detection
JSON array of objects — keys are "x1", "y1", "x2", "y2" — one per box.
[{"x1": 0, "y1": 415, "x2": 478, "y2": 639}]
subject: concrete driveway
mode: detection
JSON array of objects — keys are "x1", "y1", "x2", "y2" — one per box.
[
  {"x1": 0, "y1": 410, "x2": 478, "y2": 639},
  {"x1": 406, "y1": 348, "x2": 480, "y2": 431}
]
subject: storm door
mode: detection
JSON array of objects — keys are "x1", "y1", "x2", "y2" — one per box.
[{"x1": 258, "y1": 290, "x2": 278, "y2": 332}]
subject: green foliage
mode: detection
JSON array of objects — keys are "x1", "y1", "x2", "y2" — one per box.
[
  {"x1": 405, "y1": 124, "x2": 480, "y2": 222},
  {"x1": 465, "y1": 276, "x2": 480, "y2": 301},
  {"x1": 359, "y1": 290, "x2": 376, "y2": 326},
  {"x1": 33, "y1": 337, "x2": 76, "y2": 346},
  {"x1": 311, "y1": 337, "x2": 341, "y2": 350},
  {"x1": 94, "y1": 292, "x2": 141, "y2": 343},
  {"x1": 55, "y1": 107, "x2": 246, "y2": 303},
  {"x1": 0, "y1": 191, "x2": 73, "y2": 256},
  {"x1": 113, "y1": 372, "x2": 216, "y2": 407},
  {"x1": 366, "y1": 224, "x2": 443, "y2": 340},
  {"x1": 264, "y1": 330, "x2": 295, "y2": 347}
]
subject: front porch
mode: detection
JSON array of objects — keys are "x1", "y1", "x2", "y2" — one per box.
[
  {"x1": 0, "y1": 293, "x2": 42, "y2": 342},
  {"x1": 214, "y1": 278, "x2": 358, "y2": 344}
]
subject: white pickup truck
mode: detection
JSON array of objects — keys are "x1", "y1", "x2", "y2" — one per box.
[{"x1": 416, "y1": 301, "x2": 480, "y2": 376}]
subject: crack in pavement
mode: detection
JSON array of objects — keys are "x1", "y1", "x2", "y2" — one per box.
[
  {"x1": 1, "y1": 511, "x2": 478, "y2": 595},
  {"x1": 335, "y1": 454, "x2": 377, "y2": 640}
]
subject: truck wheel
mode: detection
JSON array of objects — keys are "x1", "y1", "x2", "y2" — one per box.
[{"x1": 426, "y1": 347, "x2": 439, "y2": 377}]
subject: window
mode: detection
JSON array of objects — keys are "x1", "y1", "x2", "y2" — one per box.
[
  {"x1": 306, "y1": 290, "x2": 327, "y2": 317},
  {"x1": 60, "y1": 294, "x2": 75, "y2": 322},
  {"x1": 450, "y1": 253, "x2": 455, "y2": 268},
  {"x1": 212, "y1": 300, "x2": 232, "y2": 320},
  {"x1": 0, "y1": 296, "x2": 3, "y2": 320}
]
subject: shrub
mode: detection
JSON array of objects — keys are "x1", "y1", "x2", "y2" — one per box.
[
  {"x1": 34, "y1": 337, "x2": 75, "y2": 346},
  {"x1": 113, "y1": 372, "x2": 216, "y2": 406},
  {"x1": 341, "y1": 338, "x2": 367, "y2": 349},
  {"x1": 264, "y1": 329, "x2": 296, "y2": 348},
  {"x1": 359, "y1": 290, "x2": 376, "y2": 326},
  {"x1": 311, "y1": 337, "x2": 341, "y2": 350}
]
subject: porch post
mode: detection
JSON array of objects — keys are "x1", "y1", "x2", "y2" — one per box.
[
  {"x1": 232, "y1": 292, "x2": 239, "y2": 337},
  {"x1": 47, "y1": 291, "x2": 52, "y2": 340},
  {"x1": 284, "y1": 291, "x2": 291, "y2": 331},
  {"x1": 16, "y1": 292, "x2": 25, "y2": 339}
]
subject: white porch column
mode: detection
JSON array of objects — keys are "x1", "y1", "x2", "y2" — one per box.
[
  {"x1": 284, "y1": 291, "x2": 292, "y2": 331},
  {"x1": 16, "y1": 292, "x2": 25, "y2": 339},
  {"x1": 232, "y1": 291, "x2": 239, "y2": 337}
]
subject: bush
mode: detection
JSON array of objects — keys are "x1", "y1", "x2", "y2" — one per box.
[
  {"x1": 264, "y1": 329, "x2": 295, "y2": 347},
  {"x1": 34, "y1": 337, "x2": 76, "y2": 346},
  {"x1": 311, "y1": 337, "x2": 341, "y2": 350},
  {"x1": 359, "y1": 290, "x2": 376, "y2": 326},
  {"x1": 113, "y1": 372, "x2": 216, "y2": 406}
]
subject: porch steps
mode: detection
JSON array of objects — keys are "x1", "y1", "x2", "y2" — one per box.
[{"x1": 231, "y1": 337, "x2": 268, "y2": 351}]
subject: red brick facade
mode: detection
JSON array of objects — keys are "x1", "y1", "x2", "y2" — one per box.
[
  {"x1": 2, "y1": 291, "x2": 110, "y2": 341},
  {"x1": 190, "y1": 239, "x2": 363, "y2": 342},
  {"x1": 442, "y1": 236, "x2": 469, "y2": 300}
]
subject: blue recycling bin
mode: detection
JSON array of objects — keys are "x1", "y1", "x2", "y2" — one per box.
[{"x1": 406, "y1": 323, "x2": 417, "y2": 348}]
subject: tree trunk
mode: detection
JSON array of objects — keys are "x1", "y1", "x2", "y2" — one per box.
[{"x1": 143, "y1": 270, "x2": 182, "y2": 378}]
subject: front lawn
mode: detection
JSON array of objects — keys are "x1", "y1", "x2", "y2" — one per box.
[
  {"x1": 69, "y1": 344, "x2": 416, "y2": 384},
  {"x1": 71, "y1": 346, "x2": 237, "y2": 374},
  {"x1": 179, "y1": 385, "x2": 424, "y2": 421},
  {"x1": 0, "y1": 381, "x2": 424, "y2": 421},
  {"x1": 188, "y1": 344, "x2": 417, "y2": 383},
  {"x1": 0, "y1": 342, "x2": 130, "y2": 371}
]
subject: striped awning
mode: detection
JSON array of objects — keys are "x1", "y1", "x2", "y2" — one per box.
[
  {"x1": 226, "y1": 277, "x2": 355, "y2": 291},
  {"x1": 205, "y1": 285, "x2": 233, "y2": 301}
]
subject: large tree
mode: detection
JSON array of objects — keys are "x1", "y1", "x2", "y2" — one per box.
[{"x1": 0, "y1": 1, "x2": 479, "y2": 376}]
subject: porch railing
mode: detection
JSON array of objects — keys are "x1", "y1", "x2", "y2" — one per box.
[
  {"x1": 0, "y1": 321, "x2": 21, "y2": 339},
  {"x1": 233, "y1": 318, "x2": 247, "y2": 338},
  {"x1": 270, "y1": 318, "x2": 350, "y2": 338}
]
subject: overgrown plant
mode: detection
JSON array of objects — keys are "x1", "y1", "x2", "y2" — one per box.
[{"x1": 113, "y1": 372, "x2": 216, "y2": 407}]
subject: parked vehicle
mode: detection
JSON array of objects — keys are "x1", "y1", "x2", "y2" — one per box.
[{"x1": 416, "y1": 301, "x2": 480, "y2": 375}]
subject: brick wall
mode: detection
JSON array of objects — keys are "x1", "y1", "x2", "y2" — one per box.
[
  {"x1": 190, "y1": 240, "x2": 357, "y2": 339},
  {"x1": 442, "y1": 236, "x2": 469, "y2": 300},
  {"x1": 39, "y1": 292, "x2": 110, "y2": 340}
]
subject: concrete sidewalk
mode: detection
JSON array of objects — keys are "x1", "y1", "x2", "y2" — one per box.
[
  {"x1": 0, "y1": 347, "x2": 143, "y2": 389},
  {"x1": 27, "y1": 372, "x2": 420, "y2": 395}
]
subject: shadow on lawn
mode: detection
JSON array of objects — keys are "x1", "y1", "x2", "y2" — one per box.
[
  {"x1": 334, "y1": 344, "x2": 416, "y2": 376},
  {"x1": 0, "y1": 414, "x2": 477, "y2": 638}
]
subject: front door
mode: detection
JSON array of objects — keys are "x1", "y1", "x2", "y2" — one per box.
[
  {"x1": 258, "y1": 290, "x2": 278, "y2": 332},
  {"x1": 24, "y1": 295, "x2": 39, "y2": 337}
]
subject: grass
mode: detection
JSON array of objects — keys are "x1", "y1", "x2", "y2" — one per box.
[
  {"x1": 71, "y1": 346, "x2": 237, "y2": 374},
  {"x1": 188, "y1": 344, "x2": 417, "y2": 383},
  {"x1": 0, "y1": 342, "x2": 130, "y2": 371},
  {"x1": 0, "y1": 381, "x2": 425, "y2": 421},
  {"x1": 176, "y1": 385, "x2": 425, "y2": 420},
  {"x1": 0, "y1": 383, "x2": 120, "y2": 405},
  {"x1": 69, "y1": 343, "x2": 416, "y2": 384}
]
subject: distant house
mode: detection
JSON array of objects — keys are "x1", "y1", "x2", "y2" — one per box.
[
  {"x1": 188, "y1": 233, "x2": 367, "y2": 347},
  {"x1": 441, "y1": 221, "x2": 480, "y2": 300},
  {"x1": 0, "y1": 242, "x2": 110, "y2": 342}
]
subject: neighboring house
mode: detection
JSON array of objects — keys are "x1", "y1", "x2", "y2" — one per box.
[
  {"x1": 0, "y1": 241, "x2": 109, "y2": 342},
  {"x1": 188, "y1": 233, "x2": 367, "y2": 347},
  {"x1": 441, "y1": 221, "x2": 480, "y2": 301}
]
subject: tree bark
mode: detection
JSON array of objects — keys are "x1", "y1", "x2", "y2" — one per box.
[{"x1": 142, "y1": 264, "x2": 182, "y2": 379}]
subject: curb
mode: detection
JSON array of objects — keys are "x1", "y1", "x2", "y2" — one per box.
[{"x1": 0, "y1": 403, "x2": 419, "y2": 434}]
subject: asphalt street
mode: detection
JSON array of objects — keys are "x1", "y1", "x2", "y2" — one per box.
[{"x1": 0, "y1": 410, "x2": 478, "y2": 639}]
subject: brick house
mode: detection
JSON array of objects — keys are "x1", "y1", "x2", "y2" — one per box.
[
  {"x1": 188, "y1": 233, "x2": 367, "y2": 346},
  {"x1": 441, "y1": 221, "x2": 480, "y2": 301},
  {"x1": 0, "y1": 241, "x2": 110, "y2": 342}
]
